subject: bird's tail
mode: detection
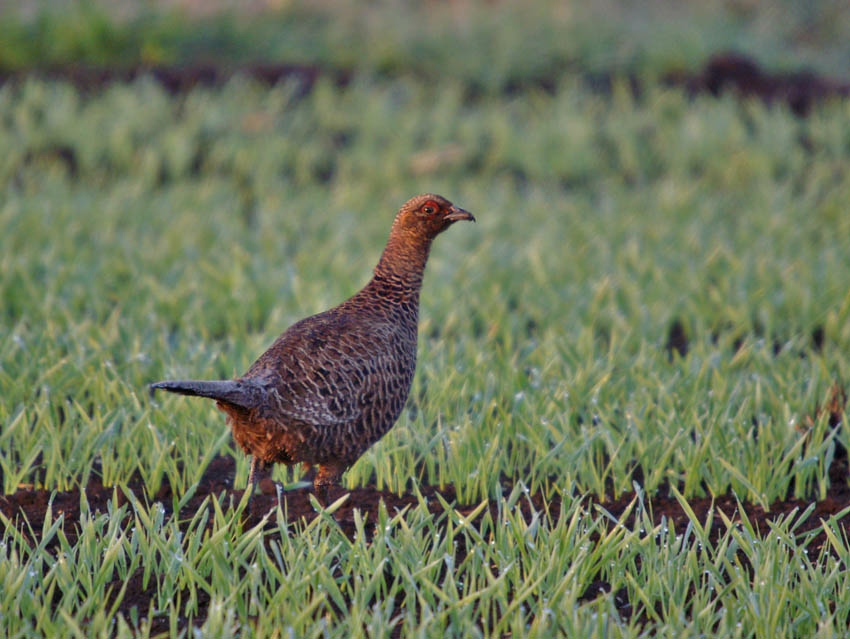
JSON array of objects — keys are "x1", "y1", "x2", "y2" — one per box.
[{"x1": 149, "y1": 379, "x2": 262, "y2": 410}]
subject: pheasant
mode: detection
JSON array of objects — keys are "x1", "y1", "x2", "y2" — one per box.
[{"x1": 150, "y1": 194, "x2": 474, "y2": 503}]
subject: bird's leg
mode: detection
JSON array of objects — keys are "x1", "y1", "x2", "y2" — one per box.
[
  {"x1": 315, "y1": 483, "x2": 329, "y2": 509},
  {"x1": 300, "y1": 463, "x2": 317, "y2": 487},
  {"x1": 246, "y1": 456, "x2": 264, "y2": 510},
  {"x1": 247, "y1": 456, "x2": 261, "y2": 491},
  {"x1": 313, "y1": 462, "x2": 344, "y2": 509}
]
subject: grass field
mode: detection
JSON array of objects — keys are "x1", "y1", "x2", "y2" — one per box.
[{"x1": 2, "y1": 1, "x2": 850, "y2": 637}]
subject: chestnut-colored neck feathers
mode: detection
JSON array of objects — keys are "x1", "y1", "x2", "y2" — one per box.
[{"x1": 372, "y1": 222, "x2": 434, "y2": 293}]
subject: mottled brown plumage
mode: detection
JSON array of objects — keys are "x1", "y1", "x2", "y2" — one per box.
[{"x1": 150, "y1": 194, "x2": 474, "y2": 502}]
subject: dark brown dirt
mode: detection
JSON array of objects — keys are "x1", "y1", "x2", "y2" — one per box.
[
  {"x1": 2, "y1": 52, "x2": 848, "y2": 116},
  {"x1": 664, "y1": 51, "x2": 850, "y2": 117},
  {"x1": 0, "y1": 63, "x2": 350, "y2": 97},
  {"x1": 3, "y1": 430, "x2": 850, "y2": 633}
]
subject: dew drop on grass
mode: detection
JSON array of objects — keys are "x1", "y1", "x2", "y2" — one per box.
[{"x1": 527, "y1": 367, "x2": 541, "y2": 389}]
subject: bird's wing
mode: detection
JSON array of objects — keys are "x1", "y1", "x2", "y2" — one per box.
[{"x1": 245, "y1": 311, "x2": 403, "y2": 428}]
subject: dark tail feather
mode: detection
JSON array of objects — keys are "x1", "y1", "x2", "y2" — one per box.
[{"x1": 149, "y1": 379, "x2": 262, "y2": 410}]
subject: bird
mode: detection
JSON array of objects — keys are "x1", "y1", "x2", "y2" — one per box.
[{"x1": 150, "y1": 194, "x2": 474, "y2": 505}]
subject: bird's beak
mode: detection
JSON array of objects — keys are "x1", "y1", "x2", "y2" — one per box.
[{"x1": 446, "y1": 206, "x2": 475, "y2": 223}]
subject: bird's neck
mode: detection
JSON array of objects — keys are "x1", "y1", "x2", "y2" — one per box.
[{"x1": 372, "y1": 230, "x2": 433, "y2": 293}]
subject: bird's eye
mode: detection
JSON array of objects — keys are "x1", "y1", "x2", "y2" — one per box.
[{"x1": 421, "y1": 200, "x2": 439, "y2": 215}]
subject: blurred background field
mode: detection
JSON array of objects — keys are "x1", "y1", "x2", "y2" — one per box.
[
  {"x1": 2, "y1": 1, "x2": 850, "y2": 636},
  {"x1": 2, "y1": 0, "x2": 850, "y2": 81}
]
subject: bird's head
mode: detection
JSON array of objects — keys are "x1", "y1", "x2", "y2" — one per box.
[
  {"x1": 374, "y1": 193, "x2": 475, "y2": 285},
  {"x1": 393, "y1": 193, "x2": 475, "y2": 240}
]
